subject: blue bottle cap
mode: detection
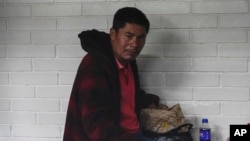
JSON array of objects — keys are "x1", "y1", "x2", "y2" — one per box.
[{"x1": 202, "y1": 118, "x2": 208, "y2": 123}]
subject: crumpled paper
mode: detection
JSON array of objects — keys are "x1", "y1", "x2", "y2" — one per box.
[{"x1": 140, "y1": 103, "x2": 185, "y2": 133}]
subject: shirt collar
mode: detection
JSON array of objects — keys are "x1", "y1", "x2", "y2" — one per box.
[{"x1": 115, "y1": 57, "x2": 127, "y2": 70}]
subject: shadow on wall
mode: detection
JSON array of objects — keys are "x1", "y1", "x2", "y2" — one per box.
[
  {"x1": 137, "y1": 24, "x2": 221, "y2": 141},
  {"x1": 137, "y1": 25, "x2": 190, "y2": 87}
]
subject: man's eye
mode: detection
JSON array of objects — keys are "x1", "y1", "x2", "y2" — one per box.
[{"x1": 125, "y1": 34, "x2": 132, "y2": 39}]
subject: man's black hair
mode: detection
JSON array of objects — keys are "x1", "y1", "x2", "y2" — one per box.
[{"x1": 112, "y1": 7, "x2": 150, "y2": 33}]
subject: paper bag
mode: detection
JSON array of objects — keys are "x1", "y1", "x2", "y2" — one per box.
[{"x1": 140, "y1": 103, "x2": 185, "y2": 133}]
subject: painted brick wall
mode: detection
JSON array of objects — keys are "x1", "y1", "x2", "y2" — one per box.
[{"x1": 0, "y1": 0, "x2": 250, "y2": 141}]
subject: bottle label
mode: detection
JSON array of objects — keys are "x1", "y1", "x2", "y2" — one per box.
[{"x1": 200, "y1": 129, "x2": 211, "y2": 141}]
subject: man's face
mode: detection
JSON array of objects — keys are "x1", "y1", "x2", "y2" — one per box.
[{"x1": 110, "y1": 23, "x2": 147, "y2": 65}]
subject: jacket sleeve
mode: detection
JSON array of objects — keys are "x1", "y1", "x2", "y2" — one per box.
[
  {"x1": 130, "y1": 60, "x2": 160, "y2": 109},
  {"x1": 64, "y1": 54, "x2": 142, "y2": 141}
]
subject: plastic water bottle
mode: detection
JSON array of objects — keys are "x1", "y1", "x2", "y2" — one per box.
[{"x1": 200, "y1": 118, "x2": 211, "y2": 141}]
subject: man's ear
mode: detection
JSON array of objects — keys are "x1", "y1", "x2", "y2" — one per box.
[{"x1": 109, "y1": 28, "x2": 116, "y2": 40}]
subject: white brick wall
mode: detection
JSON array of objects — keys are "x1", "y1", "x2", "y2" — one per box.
[{"x1": 0, "y1": 0, "x2": 250, "y2": 141}]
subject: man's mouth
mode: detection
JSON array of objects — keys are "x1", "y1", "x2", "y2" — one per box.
[{"x1": 126, "y1": 49, "x2": 137, "y2": 55}]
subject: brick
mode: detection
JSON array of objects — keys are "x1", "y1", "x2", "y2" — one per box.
[
  {"x1": 0, "y1": 99, "x2": 10, "y2": 111},
  {"x1": 0, "y1": 19, "x2": 6, "y2": 30},
  {"x1": 147, "y1": 15, "x2": 162, "y2": 29},
  {"x1": 60, "y1": 130, "x2": 64, "y2": 139},
  {"x1": 181, "y1": 102, "x2": 220, "y2": 115},
  {"x1": 32, "y1": 31, "x2": 79, "y2": 44},
  {"x1": 137, "y1": 58, "x2": 191, "y2": 72},
  {"x1": 84, "y1": 3, "x2": 134, "y2": 15},
  {"x1": 0, "y1": 59, "x2": 32, "y2": 71},
  {"x1": 192, "y1": 58, "x2": 248, "y2": 72},
  {"x1": 192, "y1": 29, "x2": 247, "y2": 43},
  {"x1": 32, "y1": 4, "x2": 82, "y2": 17},
  {"x1": 147, "y1": 29, "x2": 190, "y2": 43},
  {"x1": 57, "y1": 16, "x2": 107, "y2": 30},
  {"x1": 8, "y1": 18, "x2": 56, "y2": 30},
  {"x1": 219, "y1": 43, "x2": 250, "y2": 57},
  {"x1": 108, "y1": 16, "x2": 113, "y2": 30},
  {"x1": 248, "y1": 32, "x2": 250, "y2": 43},
  {"x1": 0, "y1": 31, "x2": 30, "y2": 45},
  {"x1": 144, "y1": 87, "x2": 193, "y2": 101},
  {"x1": 0, "y1": 5, "x2": 30, "y2": 17},
  {"x1": 162, "y1": 15, "x2": 217, "y2": 29},
  {"x1": 164, "y1": 43, "x2": 217, "y2": 57},
  {"x1": 248, "y1": 60, "x2": 250, "y2": 72},
  {"x1": 0, "y1": 112, "x2": 36, "y2": 124},
  {"x1": 33, "y1": 59, "x2": 81, "y2": 71},
  {"x1": 139, "y1": 72, "x2": 165, "y2": 86},
  {"x1": 192, "y1": 1, "x2": 248, "y2": 14},
  {"x1": 56, "y1": 45, "x2": 86, "y2": 58},
  {"x1": 6, "y1": 0, "x2": 54, "y2": 3},
  {"x1": 12, "y1": 99, "x2": 60, "y2": 112},
  {"x1": 0, "y1": 138, "x2": 38, "y2": 141},
  {"x1": 221, "y1": 74, "x2": 250, "y2": 87},
  {"x1": 0, "y1": 46, "x2": 6, "y2": 57},
  {"x1": 37, "y1": 113, "x2": 66, "y2": 125},
  {"x1": 58, "y1": 0, "x2": 105, "y2": 2},
  {"x1": 136, "y1": 1, "x2": 190, "y2": 14},
  {"x1": 165, "y1": 73, "x2": 219, "y2": 87},
  {"x1": 10, "y1": 72, "x2": 58, "y2": 85},
  {"x1": 195, "y1": 88, "x2": 249, "y2": 101},
  {"x1": 7, "y1": 45, "x2": 55, "y2": 58},
  {"x1": 12, "y1": 125, "x2": 60, "y2": 137},
  {"x1": 36, "y1": 86, "x2": 71, "y2": 98},
  {"x1": 59, "y1": 72, "x2": 76, "y2": 85},
  {"x1": 220, "y1": 14, "x2": 250, "y2": 28},
  {"x1": 0, "y1": 125, "x2": 10, "y2": 136},
  {"x1": 0, "y1": 86, "x2": 34, "y2": 98},
  {"x1": 222, "y1": 102, "x2": 250, "y2": 116},
  {"x1": 39, "y1": 138, "x2": 62, "y2": 141},
  {"x1": 139, "y1": 44, "x2": 163, "y2": 58},
  {"x1": 61, "y1": 99, "x2": 69, "y2": 112},
  {"x1": 0, "y1": 73, "x2": 8, "y2": 85}
]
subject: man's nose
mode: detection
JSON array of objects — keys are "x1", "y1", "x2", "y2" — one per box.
[{"x1": 130, "y1": 37, "x2": 139, "y2": 47}]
